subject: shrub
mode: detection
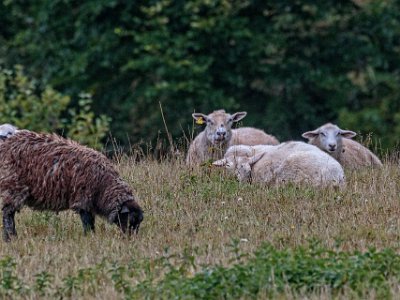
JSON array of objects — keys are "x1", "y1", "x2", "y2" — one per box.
[{"x1": 0, "y1": 65, "x2": 110, "y2": 149}]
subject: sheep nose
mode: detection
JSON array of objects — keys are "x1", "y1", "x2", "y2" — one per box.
[
  {"x1": 217, "y1": 131, "x2": 226, "y2": 137},
  {"x1": 328, "y1": 144, "x2": 336, "y2": 150}
]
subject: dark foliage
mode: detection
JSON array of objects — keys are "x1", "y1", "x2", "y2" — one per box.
[{"x1": 1, "y1": 0, "x2": 399, "y2": 149}]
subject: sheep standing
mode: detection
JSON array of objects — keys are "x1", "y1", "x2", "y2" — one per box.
[
  {"x1": 186, "y1": 109, "x2": 279, "y2": 165},
  {"x1": 0, "y1": 130, "x2": 143, "y2": 241},
  {"x1": 213, "y1": 142, "x2": 345, "y2": 188},
  {"x1": 302, "y1": 123, "x2": 382, "y2": 170}
]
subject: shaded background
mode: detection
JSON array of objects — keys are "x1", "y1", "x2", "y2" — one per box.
[{"x1": 1, "y1": 0, "x2": 399, "y2": 151}]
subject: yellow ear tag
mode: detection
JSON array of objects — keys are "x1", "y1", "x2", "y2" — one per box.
[{"x1": 196, "y1": 117, "x2": 205, "y2": 125}]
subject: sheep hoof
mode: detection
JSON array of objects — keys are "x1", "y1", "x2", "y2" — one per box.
[{"x1": 3, "y1": 232, "x2": 17, "y2": 242}]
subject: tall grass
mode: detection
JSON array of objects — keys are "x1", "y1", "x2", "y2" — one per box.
[{"x1": 0, "y1": 153, "x2": 399, "y2": 298}]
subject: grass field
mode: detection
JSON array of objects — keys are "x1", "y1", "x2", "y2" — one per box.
[{"x1": 0, "y1": 153, "x2": 399, "y2": 299}]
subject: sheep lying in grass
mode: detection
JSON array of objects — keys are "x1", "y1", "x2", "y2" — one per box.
[
  {"x1": 0, "y1": 130, "x2": 143, "y2": 241},
  {"x1": 0, "y1": 124, "x2": 18, "y2": 141},
  {"x1": 186, "y1": 109, "x2": 279, "y2": 166},
  {"x1": 231, "y1": 127, "x2": 279, "y2": 147},
  {"x1": 302, "y1": 123, "x2": 383, "y2": 170},
  {"x1": 213, "y1": 142, "x2": 345, "y2": 188}
]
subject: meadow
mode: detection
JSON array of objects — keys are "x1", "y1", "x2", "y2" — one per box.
[{"x1": 0, "y1": 151, "x2": 399, "y2": 299}]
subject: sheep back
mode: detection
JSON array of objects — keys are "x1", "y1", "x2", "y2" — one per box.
[
  {"x1": 274, "y1": 149, "x2": 345, "y2": 187},
  {"x1": 230, "y1": 127, "x2": 279, "y2": 146},
  {"x1": 251, "y1": 142, "x2": 345, "y2": 187},
  {"x1": 0, "y1": 130, "x2": 135, "y2": 219},
  {"x1": 340, "y1": 138, "x2": 383, "y2": 169}
]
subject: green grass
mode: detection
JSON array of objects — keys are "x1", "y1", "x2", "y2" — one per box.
[
  {"x1": 0, "y1": 155, "x2": 399, "y2": 298},
  {"x1": 1, "y1": 242, "x2": 400, "y2": 298}
]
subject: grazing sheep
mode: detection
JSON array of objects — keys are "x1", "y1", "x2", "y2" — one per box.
[
  {"x1": 302, "y1": 123, "x2": 383, "y2": 170},
  {"x1": 0, "y1": 130, "x2": 143, "y2": 241},
  {"x1": 0, "y1": 124, "x2": 18, "y2": 141},
  {"x1": 186, "y1": 109, "x2": 279, "y2": 165},
  {"x1": 213, "y1": 142, "x2": 345, "y2": 188}
]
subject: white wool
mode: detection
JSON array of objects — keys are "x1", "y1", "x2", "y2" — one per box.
[
  {"x1": 302, "y1": 123, "x2": 382, "y2": 170},
  {"x1": 213, "y1": 142, "x2": 345, "y2": 188},
  {"x1": 186, "y1": 110, "x2": 278, "y2": 166},
  {"x1": 0, "y1": 124, "x2": 18, "y2": 140}
]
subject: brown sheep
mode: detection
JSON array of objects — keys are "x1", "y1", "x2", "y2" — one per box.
[{"x1": 0, "y1": 130, "x2": 143, "y2": 241}]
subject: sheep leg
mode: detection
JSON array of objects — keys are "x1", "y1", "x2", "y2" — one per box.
[
  {"x1": 79, "y1": 210, "x2": 95, "y2": 234},
  {"x1": 2, "y1": 205, "x2": 17, "y2": 242},
  {"x1": 116, "y1": 213, "x2": 128, "y2": 234}
]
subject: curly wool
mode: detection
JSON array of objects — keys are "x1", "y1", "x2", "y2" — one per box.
[{"x1": 0, "y1": 130, "x2": 137, "y2": 222}]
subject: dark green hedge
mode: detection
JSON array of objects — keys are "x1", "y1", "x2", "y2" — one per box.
[{"x1": 1, "y1": 0, "x2": 399, "y2": 149}]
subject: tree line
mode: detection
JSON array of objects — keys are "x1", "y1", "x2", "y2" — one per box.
[{"x1": 1, "y1": 0, "x2": 399, "y2": 151}]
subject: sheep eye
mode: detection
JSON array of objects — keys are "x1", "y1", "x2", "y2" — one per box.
[
  {"x1": 320, "y1": 132, "x2": 326, "y2": 137},
  {"x1": 228, "y1": 118, "x2": 233, "y2": 123}
]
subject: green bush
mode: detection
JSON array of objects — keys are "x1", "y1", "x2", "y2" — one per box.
[
  {"x1": 0, "y1": 243, "x2": 400, "y2": 298},
  {"x1": 131, "y1": 242, "x2": 400, "y2": 299},
  {"x1": 0, "y1": 65, "x2": 110, "y2": 149}
]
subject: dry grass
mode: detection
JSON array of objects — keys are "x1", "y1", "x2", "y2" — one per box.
[{"x1": 0, "y1": 153, "x2": 399, "y2": 298}]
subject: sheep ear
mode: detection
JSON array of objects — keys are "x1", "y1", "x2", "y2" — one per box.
[
  {"x1": 192, "y1": 113, "x2": 209, "y2": 125},
  {"x1": 231, "y1": 111, "x2": 247, "y2": 123},
  {"x1": 340, "y1": 130, "x2": 356, "y2": 139},
  {"x1": 248, "y1": 152, "x2": 265, "y2": 166},
  {"x1": 120, "y1": 205, "x2": 130, "y2": 214},
  {"x1": 212, "y1": 158, "x2": 227, "y2": 167},
  {"x1": 302, "y1": 130, "x2": 319, "y2": 140}
]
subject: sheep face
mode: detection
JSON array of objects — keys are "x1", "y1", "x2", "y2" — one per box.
[
  {"x1": 213, "y1": 145, "x2": 266, "y2": 182},
  {"x1": 235, "y1": 161, "x2": 252, "y2": 182},
  {"x1": 302, "y1": 123, "x2": 356, "y2": 155},
  {"x1": 213, "y1": 155, "x2": 252, "y2": 182},
  {"x1": 114, "y1": 200, "x2": 144, "y2": 235},
  {"x1": 192, "y1": 110, "x2": 247, "y2": 145},
  {"x1": 0, "y1": 124, "x2": 17, "y2": 140}
]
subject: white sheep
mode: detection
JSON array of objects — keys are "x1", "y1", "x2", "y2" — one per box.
[
  {"x1": 302, "y1": 123, "x2": 382, "y2": 170},
  {"x1": 186, "y1": 109, "x2": 279, "y2": 166},
  {"x1": 230, "y1": 127, "x2": 279, "y2": 147},
  {"x1": 213, "y1": 142, "x2": 345, "y2": 188},
  {"x1": 0, "y1": 124, "x2": 18, "y2": 141}
]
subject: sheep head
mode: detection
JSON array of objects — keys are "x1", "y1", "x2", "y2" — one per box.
[
  {"x1": 192, "y1": 110, "x2": 247, "y2": 145},
  {"x1": 213, "y1": 149, "x2": 265, "y2": 182},
  {"x1": 0, "y1": 124, "x2": 18, "y2": 140},
  {"x1": 302, "y1": 123, "x2": 356, "y2": 156},
  {"x1": 113, "y1": 199, "x2": 143, "y2": 235},
  {"x1": 213, "y1": 156, "x2": 253, "y2": 182}
]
